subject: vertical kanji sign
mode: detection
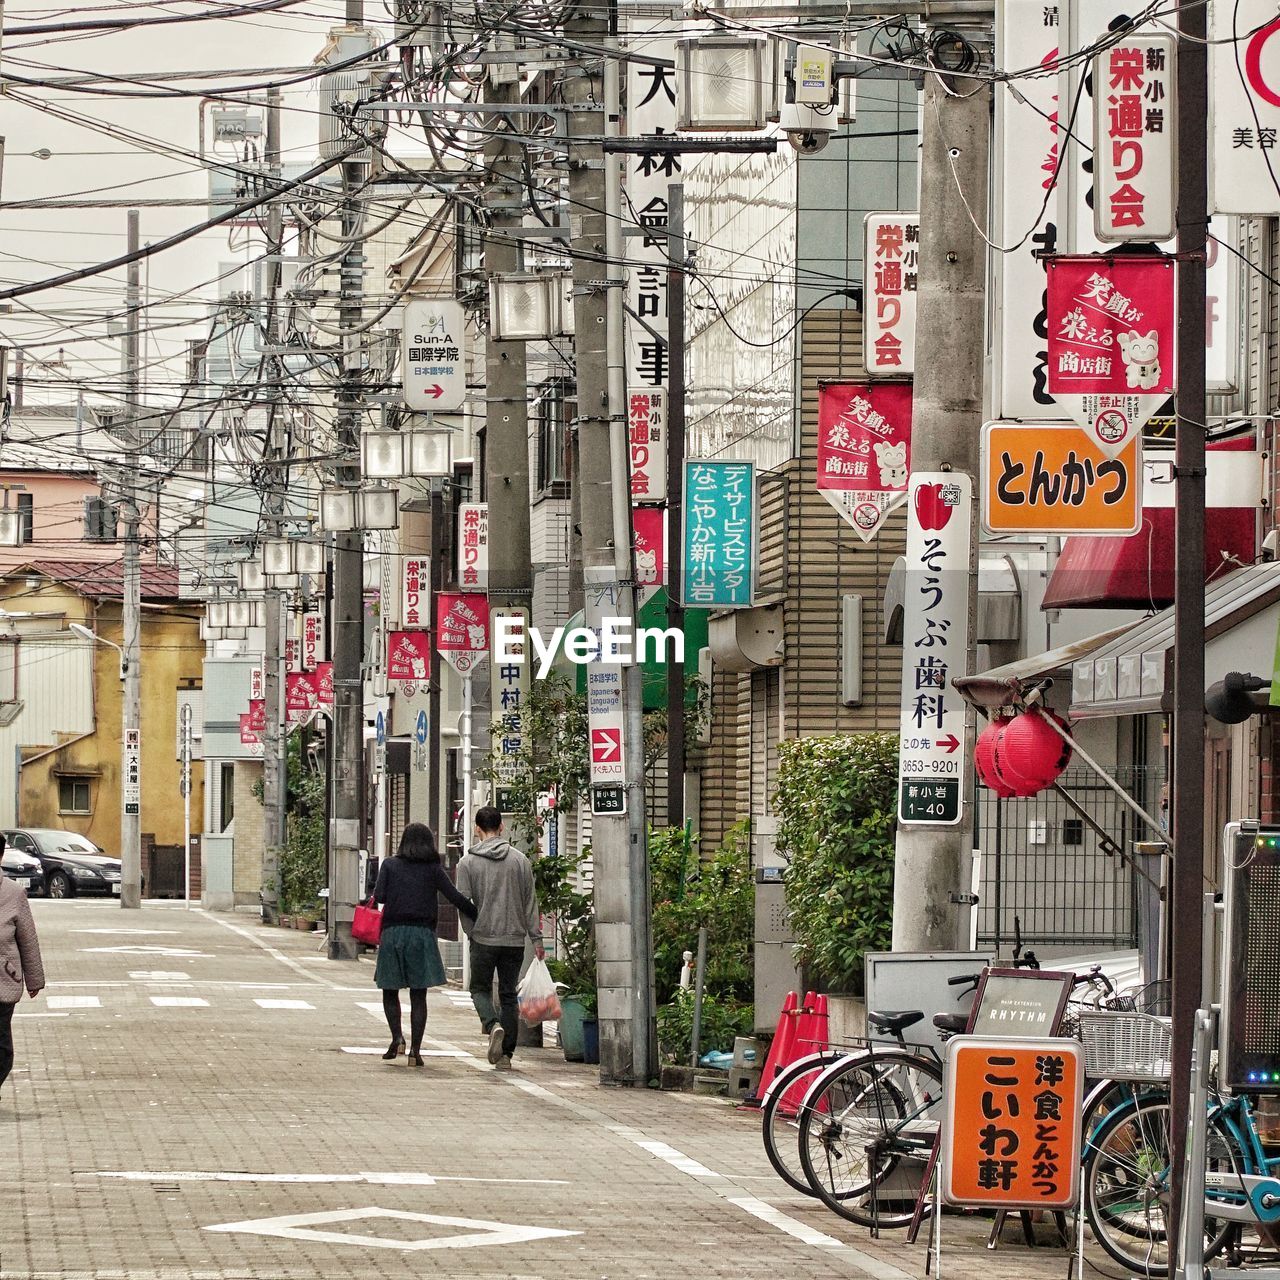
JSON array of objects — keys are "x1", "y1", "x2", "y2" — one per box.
[
  {"x1": 682, "y1": 460, "x2": 754, "y2": 608},
  {"x1": 864, "y1": 213, "x2": 919, "y2": 373},
  {"x1": 490, "y1": 608, "x2": 530, "y2": 813},
  {"x1": 1093, "y1": 35, "x2": 1176, "y2": 242},
  {"x1": 629, "y1": 389, "x2": 666, "y2": 503},
  {"x1": 898, "y1": 473, "x2": 971, "y2": 826},
  {"x1": 402, "y1": 555, "x2": 428, "y2": 629},
  {"x1": 1211, "y1": 0, "x2": 1280, "y2": 215},
  {"x1": 942, "y1": 1038, "x2": 1083, "y2": 1210},
  {"x1": 301, "y1": 609, "x2": 325, "y2": 672},
  {"x1": 1046, "y1": 255, "x2": 1175, "y2": 458},
  {"x1": 436, "y1": 593, "x2": 489, "y2": 675},
  {"x1": 816, "y1": 383, "x2": 912, "y2": 541},
  {"x1": 456, "y1": 502, "x2": 488, "y2": 591}
]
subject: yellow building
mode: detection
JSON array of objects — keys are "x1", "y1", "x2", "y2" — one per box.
[{"x1": 0, "y1": 562, "x2": 205, "y2": 897}]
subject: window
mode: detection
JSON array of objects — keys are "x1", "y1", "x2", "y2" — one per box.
[
  {"x1": 219, "y1": 762, "x2": 235, "y2": 833},
  {"x1": 84, "y1": 495, "x2": 117, "y2": 542},
  {"x1": 58, "y1": 778, "x2": 91, "y2": 814},
  {"x1": 534, "y1": 378, "x2": 574, "y2": 497},
  {"x1": 16, "y1": 493, "x2": 32, "y2": 544}
]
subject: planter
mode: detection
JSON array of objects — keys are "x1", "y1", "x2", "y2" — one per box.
[
  {"x1": 558, "y1": 995, "x2": 589, "y2": 1061},
  {"x1": 582, "y1": 1017, "x2": 600, "y2": 1065},
  {"x1": 278, "y1": 916, "x2": 294, "y2": 929},
  {"x1": 296, "y1": 919, "x2": 317, "y2": 931}
]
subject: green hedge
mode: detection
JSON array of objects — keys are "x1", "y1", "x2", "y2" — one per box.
[{"x1": 774, "y1": 732, "x2": 898, "y2": 995}]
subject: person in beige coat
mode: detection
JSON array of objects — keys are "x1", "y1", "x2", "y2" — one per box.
[{"x1": 0, "y1": 866, "x2": 45, "y2": 1098}]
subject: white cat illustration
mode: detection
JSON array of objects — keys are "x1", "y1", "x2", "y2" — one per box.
[
  {"x1": 635, "y1": 548, "x2": 658, "y2": 585},
  {"x1": 466, "y1": 624, "x2": 486, "y2": 648},
  {"x1": 873, "y1": 439, "x2": 908, "y2": 489},
  {"x1": 1117, "y1": 330, "x2": 1161, "y2": 390}
]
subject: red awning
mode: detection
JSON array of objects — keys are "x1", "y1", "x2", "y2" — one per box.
[{"x1": 1041, "y1": 506, "x2": 1258, "y2": 610}]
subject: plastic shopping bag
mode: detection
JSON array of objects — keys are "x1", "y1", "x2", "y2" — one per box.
[{"x1": 517, "y1": 957, "x2": 562, "y2": 1025}]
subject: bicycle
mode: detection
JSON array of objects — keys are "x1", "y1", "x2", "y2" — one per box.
[{"x1": 1080, "y1": 1008, "x2": 1280, "y2": 1276}]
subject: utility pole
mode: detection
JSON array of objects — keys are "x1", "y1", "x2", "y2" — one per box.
[
  {"x1": 328, "y1": 0, "x2": 367, "y2": 960},
  {"x1": 120, "y1": 207, "x2": 143, "y2": 910},
  {"x1": 260, "y1": 88, "x2": 287, "y2": 922},
  {"x1": 665, "y1": 183, "x2": 685, "y2": 829},
  {"x1": 889, "y1": 47, "x2": 990, "y2": 950},
  {"x1": 1168, "y1": 0, "x2": 1208, "y2": 1255},
  {"x1": 566, "y1": 9, "x2": 656, "y2": 1083}
]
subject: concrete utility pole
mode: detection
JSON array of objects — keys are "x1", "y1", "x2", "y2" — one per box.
[
  {"x1": 890, "y1": 49, "x2": 990, "y2": 951},
  {"x1": 565, "y1": 10, "x2": 656, "y2": 1083},
  {"x1": 665, "y1": 183, "x2": 685, "y2": 829},
  {"x1": 1167, "y1": 0, "x2": 1208, "y2": 1253},
  {"x1": 260, "y1": 89, "x2": 288, "y2": 922},
  {"x1": 328, "y1": 0, "x2": 367, "y2": 960},
  {"x1": 119, "y1": 208, "x2": 143, "y2": 910}
]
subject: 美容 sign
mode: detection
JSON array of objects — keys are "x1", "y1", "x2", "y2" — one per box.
[
  {"x1": 1046, "y1": 255, "x2": 1175, "y2": 458},
  {"x1": 1093, "y1": 35, "x2": 1176, "y2": 242},
  {"x1": 682, "y1": 460, "x2": 754, "y2": 608},
  {"x1": 942, "y1": 1037, "x2": 1083, "y2": 1210},
  {"x1": 816, "y1": 382, "x2": 912, "y2": 542},
  {"x1": 1211, "y1": 1, "x2": 1280, "y2": 215},
  {"x1": 864, "y1": 213, "x2": 919, "y2": 373}
]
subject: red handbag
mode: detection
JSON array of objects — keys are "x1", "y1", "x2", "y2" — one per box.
[{"x1": 351, "y1": 896, "x2": 382, "y2": 946}]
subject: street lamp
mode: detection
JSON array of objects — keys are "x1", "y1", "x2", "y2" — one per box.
[
  {"x1": 318, "y1": 488, "x2": 400, "y2": 532},
  {"x1": 675, "y1": 36, "x2": 773, "y2": 130},
  {"x1": 69, "y1": 621, "x2": 127, "y2": 679},
  {"x1": 488, "y1": 273, "x2": 572, "y2": 340}
]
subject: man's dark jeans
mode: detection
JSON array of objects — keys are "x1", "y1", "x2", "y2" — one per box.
[
  {"x1": 469, "y1": 943, "x2": 524, "y2": 1058},
  {"x1": 0, "y1": 1001, "x2": 15, "y2": 1092}
]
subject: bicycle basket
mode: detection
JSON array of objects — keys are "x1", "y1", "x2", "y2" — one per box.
[{"x1": 1077, "y1": 1009, "x2": 1173, "y2": 1082}]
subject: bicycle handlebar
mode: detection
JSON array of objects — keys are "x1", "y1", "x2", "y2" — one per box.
[{"x1": 947, "y1": 973, "x2": 981, "y2": 987}]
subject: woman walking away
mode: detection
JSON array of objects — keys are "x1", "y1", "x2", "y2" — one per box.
[
  {"x1": 1, "y1": 838, "x2": 46, "y2": 1102},
  {"x1": 373, "y1": 823, "x2": 475, "y2": 1067}
]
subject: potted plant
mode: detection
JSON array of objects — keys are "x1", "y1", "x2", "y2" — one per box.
[{"x1": 536, "y1": 847, "x2": 596, "y2": 1061}]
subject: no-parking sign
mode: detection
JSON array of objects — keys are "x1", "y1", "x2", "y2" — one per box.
[{"x1": 1212, "y1": 0, "x2": 1280, "y2": 214}]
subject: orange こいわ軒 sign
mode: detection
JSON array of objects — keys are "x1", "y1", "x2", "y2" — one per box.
[
  {"x1": 941, "y1": 1037, "x2": 1083, "y2": 1211},
  {"x1": 981, "y1": 422, "x2": 1141, "y2": 536}
]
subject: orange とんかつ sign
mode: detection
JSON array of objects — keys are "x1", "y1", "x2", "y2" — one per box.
[
  {"x1": 981, "y1": 422, "x2": 1141, "y2": 536},
  {"x1": 941, "y1": 1037, "x2": 1083, "y2": 1210}
]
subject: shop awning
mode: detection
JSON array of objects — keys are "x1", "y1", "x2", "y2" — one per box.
[{"x1": 1068, "y1": 562, "x2": 1280, "y2": 719}]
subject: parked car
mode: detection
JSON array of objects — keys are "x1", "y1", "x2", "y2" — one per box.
[
  {"x1": 0, "y1": 845, "x2": 43, "y2": 895},
  {"x1": 2, "y1": 828, "x2": 123, "y2": 898}
]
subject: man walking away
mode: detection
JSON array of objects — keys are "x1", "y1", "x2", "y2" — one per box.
[{"x1": 457, "y1": 806, "x2": 543, "y2": 1071}]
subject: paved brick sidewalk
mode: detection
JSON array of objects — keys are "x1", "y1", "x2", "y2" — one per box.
[{"x1": 0, "y1": 901, "x2": 1116, "y2": 1280}]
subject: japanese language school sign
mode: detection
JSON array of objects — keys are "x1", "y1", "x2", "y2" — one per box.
[
  {"x1": 981, "y1": 422, "x2": 1141, "y2": 536},
  {"x1": 1092, "y1": 35, "x2": 1176, "y2": 242},
  {"x1": 1211, "y1": 0, "x2": 1280, "y2": 214},
  {"x1": 816, "y1": 382, "x2": 912, "y2": 542},
  {"x1": 436, "y1": 593, "x2": 489, "y2": 675},
  {"x1": 898, "y1": 473, "x2": 971, "y2": 826},
  {"x1": 1046, "y1": 255, "x2": 1175, "y2": 458},
  {"x1": 942, "y1": 1038, "x2": 1083, "y2": 1211},
  {"x1": 457, "y1": 502, "x2": 488, "y2": 592},
  {"x1": 864, "y1": 213, "x2": 919, "y2": 373},
  {"x1": 387, "y1": 629, "x2": 431, "y2": 684},
  {"x1": 682, "y1": 460, "x2": 754, "y2": 608},
  {"x1": 402, "y1": 298, "x2": 466, "y2": 412}
]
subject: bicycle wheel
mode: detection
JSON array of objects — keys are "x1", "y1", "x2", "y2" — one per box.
[
  {"x1": 797, "y1": 1049, "x2": 944, "y2": 1229},
  {"x1": 1084, "y1": 1093, "x2": 1241, "y2": 1276},
  {"x1": 761, "y1": 1051, "x2": 844, "y2": 1197}
]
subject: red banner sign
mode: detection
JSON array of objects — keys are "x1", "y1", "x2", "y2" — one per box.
[
  {"x1": 239, "y1": 713, "x2": 261, "y2": 746},
  {"x1": 315, "y1": 660, "x2": 333, "y2": 708},
  {"x1": 285, "y1": 671, "x2": 317, "y2": 725},
  {"x1": 815, "y1": 382, "x2": 913, "y2": 542},
  {"x1": 632, "y1": 506, "x2": 665, "y2": 593},
  {"x1": 436, "y1": 593, "x2": 489, "y2": 675},
  {"x1": 386, "y1": 630, "x2": 431, "y2": 683},
  {"x1": 1046, "y1": 255, "x2": 1175, "y2": 457},
  {"x1": 247, "y1": 698, "x2": 266, "y2": 733}
]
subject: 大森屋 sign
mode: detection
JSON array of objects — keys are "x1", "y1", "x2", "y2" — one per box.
[
  {"x1": 942, "y1": 1037, "x2": 1083, "y2": 1211},
  {"x1": 816, "y1": 382, "x2": 912, "y2": 542},
  {"x1": 682, "y1": 460, "x2": 754, "y2": 608},
  {"x1": 897, "y1": 473, "x2": 971, "y2": 826},
  {"x1": 436, "y1": 593, "x2": 490, "y2": 675},
  {"x1": 981, "y1": 421, "x2": 1141, "y2": 536},
  {"x1": 1092, "y1": 35, "x2": 1176, "y2": 242},
  {"x1": 864, "y1": 213, "x2": 919, "y2": 373},
  {"x1": 1046, "y1": 255, "x2": 1175, "y2": 458}
]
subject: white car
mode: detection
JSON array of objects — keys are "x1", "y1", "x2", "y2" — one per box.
[{"x1": 0, "y1": 846, "x2": 44, "y2": 895}]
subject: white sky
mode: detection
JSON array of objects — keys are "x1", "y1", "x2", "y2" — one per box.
[{"x1": 0, "y1": 0, "x2": 371, "y2": 407}]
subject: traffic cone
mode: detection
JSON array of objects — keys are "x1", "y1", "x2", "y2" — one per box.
[
  {"x1": 748, "y1": 991, "x2": 798, "y2": 1103},
  {"x1": 811, "y1": 993, "x2": 831, "y2": 1053}
]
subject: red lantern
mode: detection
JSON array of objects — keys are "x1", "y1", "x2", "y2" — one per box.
[
  {"x1": 974, "y1": 717, "x2": 1018, "y2": 797},
  {"x1": 994, "y1": 709, "x2": 1073, "y2": 796}
]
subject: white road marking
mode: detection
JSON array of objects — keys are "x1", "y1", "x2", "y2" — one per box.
[
  {"x1": 47, "y1": 995, "x2": 101, "y2": 1010},
  {"x1": 203, "y1": 1206, "x2": 579, "y2": 1251},
  {"x1": 238, "y1": 983, "x2": 291, "y2": 990},
  {"x1": 129, "y1": 971, "x2": 190, "y2": 981},
  {"x1": 149, "y1": 997, "x2": 210, "y2": 1008},
  {"x1": 14, "y1": 1011, "x2": 69, "y2": 1018},
  {"x1": 80, "y1": 945, "x2": 210, "y2": 958},
  {"x1": 253, "y1": 999, "x2": 314, "y2": 1010},
  {"x1": 204, "y1": 913, "x2": 347, "y2": 990},
  {"x1": 71, "y1": 929, "x2": 179, "y2": 936},
  {"x1": 726, "y1": 1197, "x2": 846, "y2": 1248},
  {"x1": 95, "y1": 1170, "x2": 569, "y2": 1187},
  {"x1": 609, "y1": 1130, "x2": 721, "y2": 1179}
]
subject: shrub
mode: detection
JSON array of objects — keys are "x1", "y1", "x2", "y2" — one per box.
[
  {"x1": 774, "y1": 732, "x2": 898, "y2": 995},
  {"x1": 656, "y1": 988, "x2": 754, "y2": 1064}
]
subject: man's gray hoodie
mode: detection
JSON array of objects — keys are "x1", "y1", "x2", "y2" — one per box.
[{"x1": 455, "y1": 836, "x2": 540, "y2": 948}]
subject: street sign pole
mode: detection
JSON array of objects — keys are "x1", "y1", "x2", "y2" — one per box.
[{"x1": 180, "y1": 702, "x2": 192, "y2": 910}]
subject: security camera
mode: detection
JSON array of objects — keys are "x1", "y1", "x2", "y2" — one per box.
[{"x1": 785, "y1": 128, "x2": 832, "y2": 154}]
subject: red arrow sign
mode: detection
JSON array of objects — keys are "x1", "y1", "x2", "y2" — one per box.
[
  {"x1": 591, "y1": 728, "x2": 620, "y2": 764},
  {"x1": 426, "y1": 383, "x2": 445, "y2": 399},
  {"x1": 936, "y1": 733, "x2": 960, "y2": 753}
]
